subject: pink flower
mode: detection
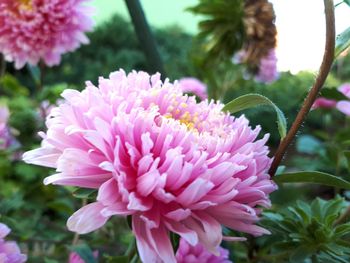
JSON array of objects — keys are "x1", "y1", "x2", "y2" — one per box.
[
  {"x1": 335, "y1": 83, "x2": 350, "y2": 115},
  {"x1": 312, "y1": 98, "x2": 337, "y2": 110},
  {"x1": 23, "y1": 70, "x2": 276, "y2": 263},
  {"x1": 178, "y1": 78, "x2": 208, "y2": 101},
  {"x1": 0, "y1": 105, "x2": 19, "y2": 150},
  {"x1": 255, "y1": 49, "x2": 279, "y2": 84},
  {"x1": 68, "y1": 251, "x2": 98, "y2": 263},
  {"x1": 176, "y1": 238, "x2": 232, "y2": 263},
  {"x1": 0, "y1": 0, "x2": 94, "y2": 69},
  {"x1": 338, "y1": 83, "x2": 350, "y2": 98},
  {"x1": 0, "y1": 223, "x2": 27, "y2": 263}
]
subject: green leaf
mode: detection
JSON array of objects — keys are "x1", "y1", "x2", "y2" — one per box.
[
  {"x1": 72, "y1": 188, "x2": 97, "y2": 199},
  {"x1": 71, "y1": 244, "x2": 97, "y2": 263},
  {"x1": 274, "y1": 171, "x2": 350, "y2": 189},
  {"x1": 223, "y1": 93, "x2": 287, "y2": 139},
  {"x1": 335, "y1": 27, "x2": 350, "y2": 58},
  {"x1": 320, "y1": 88, "x2": 349, "y2": 101}
]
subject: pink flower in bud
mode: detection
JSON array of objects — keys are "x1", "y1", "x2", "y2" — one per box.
[
  {"x1": 24, "y1": 70, "x2": 276, "y2": 263},
  {"x1": 312, "y1": 98, "x2": 337, "y2": 110}
]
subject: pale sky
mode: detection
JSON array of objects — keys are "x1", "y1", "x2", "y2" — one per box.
[{"x1": 92, "y1": 0, "x2": 350, "y2": 73}]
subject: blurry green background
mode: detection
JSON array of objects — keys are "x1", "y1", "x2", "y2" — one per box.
[{"x1": 92, "y1": 0, "x2": 199, "y2": 33}]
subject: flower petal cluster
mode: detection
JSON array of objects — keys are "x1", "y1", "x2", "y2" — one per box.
[
  {"x1": 0, "y1": 0, "x2": 94, "y2": 69},
  {"x1": 0, "y1": 223, "x2": 27, "y2": 263},
  {"x1": 23, "y1": 70, "x2": 276, "y2": 263},
  {"x1": 176, "y1": 238, "x2": 232, "y2": 263},
  {"x1": 178, "y1": 78, "x2": 208, "y2": 101},
  {"x1": 313, "y1": 83, "x2": 350, "y2": 115}
]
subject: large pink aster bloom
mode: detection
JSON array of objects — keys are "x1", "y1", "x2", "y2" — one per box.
[
  {"x1": 0, "y1": 223, "x2": 27, "y2": 263},
  {"x1": 176, "y1": 238, "x2": 232, "y2": 263},
  {"x1": 0, "y1": 0, "x2": 94, "y2": 69},
  {"x1": 178, "y1": 77, "x2": 208, "y2": 101},
  {"x1": 23, "y1": 70, "x2": 276, "y2": 263}
]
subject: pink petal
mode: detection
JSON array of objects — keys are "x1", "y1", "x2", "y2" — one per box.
[{"x1": 67, "y1": 202, "x2": 109, "y2": 234}]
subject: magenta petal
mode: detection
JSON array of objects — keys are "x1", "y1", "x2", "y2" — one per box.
[
  {"x1": 336, "y1": 101, "x2": 350, "y2": 116},
  {"x1": 67, "y1": 202, "x2": 109, "y2": 234},
  {"x1": 0, "y1": 223, "x2": 10, "y2": 239},
  {"x1": 132, "y1": 216, "x2": 160, "y2": 263}
]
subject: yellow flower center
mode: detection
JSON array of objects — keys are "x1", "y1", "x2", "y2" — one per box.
[{"x1": 18, "y1": 0, "x2": 33, "y2": 11}]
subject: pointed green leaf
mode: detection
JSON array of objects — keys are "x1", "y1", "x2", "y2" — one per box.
[
  {"x1": 335, "y1": 27, "x2": 350, "y2": 58},
  {"x1": 274, "y1": 171, "x2": 350, "y2": 189},
  {"x1": 223, "y1": 93, "x2": 287, "y2": 139}
]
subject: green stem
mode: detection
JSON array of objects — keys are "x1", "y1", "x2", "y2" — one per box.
[
  {"x1": 269, "y1": 0, "x2": 335, "y2": 176},
  {"x1": 124, "y1": 0, "x2": 166, "y2": 78}
]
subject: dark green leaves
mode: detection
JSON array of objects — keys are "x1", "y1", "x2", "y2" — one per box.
[
  {"x1": 274, "y1": 171, "x2": 350, "y2": 189},
  {"x1": 188, "y1": 0, "x2": 245, "y2": 62},
  {"x1": 261, "y1": 197, "x2": 350, "y2": 263},
  {"x1": 223, "y1": 93, "x2": 287, "y2": 139},
  {"x1": 335, "y1": 27, "x2": 350, "y2": 58}
]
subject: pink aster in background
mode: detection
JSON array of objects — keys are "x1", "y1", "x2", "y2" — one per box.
[
  {"x1": 255, "y1": 49, "x2": 279, "y2": 84},
  {"x1": 176, "y1": 238, "x2": 232, "y2": 263},
  {"x1": 23, "y1": 70, "x2": 276, "y2": 263},
  {"x1": 178, "y1": 77, "x2": 208, "y2": 101},
  {"x1": 0, "y1": 223, "x2": 27, "y2": 263},
  {"x1": 0, "y1": 105, "x2": 19, "y2": 150},
  {"x1": 0, "y1": 0, "x2": 94, "y2": 69}
]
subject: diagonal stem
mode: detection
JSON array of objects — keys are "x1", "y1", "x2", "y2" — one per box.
[{"x1": 269, "y1": 0, "x2": 335, "y2": 176}]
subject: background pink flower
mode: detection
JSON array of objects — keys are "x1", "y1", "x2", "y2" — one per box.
[
  {"x1": 68, "y1": 251, "x2": 98, "y2": 263},
  {"x1": 24, "y1": 70, "x2": 276, "y2": 263},
  {"x1": 0, "y1": 105, "x2": 19, "y2": 150},
  {"x1": 176, "y1": 238, "x2": 232, "y2": 263},
  {"x1": 0, "y1": 223, "x2": 27, "y2": 263},
  {"x1": 312, "y1": 98, "x2": 337, "y2": 110},
  {"x1": 178, "y1": 77, "x2": 208, "y2": 101},
  {"x1": 312, "y1": 83, "x2": 350, "y2": 116},
  {"x1": 255, "y1": 49, "x2": 279, "y2": 84},
  {"x1": 0, "y1": 0, "x2": 94, "y2": 69}
]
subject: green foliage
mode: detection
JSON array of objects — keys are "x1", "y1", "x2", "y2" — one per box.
[
  {"x1": 223, "y1": 93, "x2": 287, "y2": 139},
  {"x1": 260, "y1": 197, "x2": 350, "y2": 263},
  {"x1": 274, "y1": 171, "x2": 350, "y2": 189},
  {"x1": 188, "y1": 0, "x2": 245, "y2": 63},
  {"x1": 335, "y1": 27, "x2": 350, "y2": 58},
  {"x1": 44, "y1": 15, "x2": 193, "y2": 87}
]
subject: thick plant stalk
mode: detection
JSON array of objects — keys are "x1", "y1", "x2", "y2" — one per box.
[
  {"x1": 269, "y1": 0, "x2": 335, "y2": 176},
  {"x1": 124, "y1": 0, "x2": 166, "y2": 78}
]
